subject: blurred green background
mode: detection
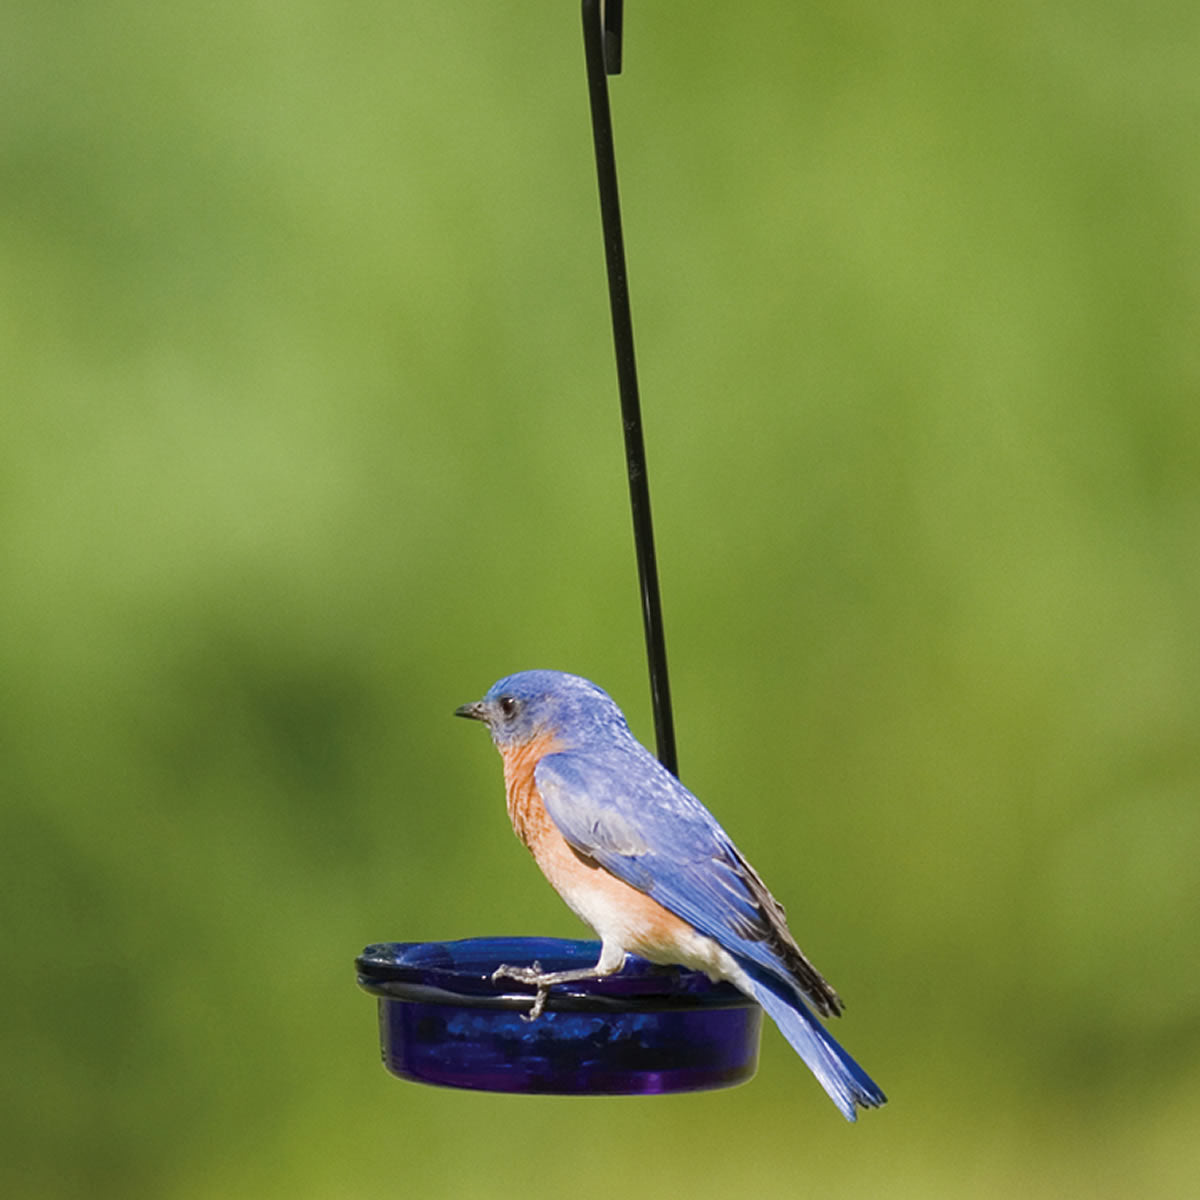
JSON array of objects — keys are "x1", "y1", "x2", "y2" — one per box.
[{"x1": 3, "y1": 2, "x2": 1199, "y2": 1196}]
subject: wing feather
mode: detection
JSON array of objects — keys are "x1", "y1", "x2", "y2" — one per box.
[{"x1": 534, "y1": 748, "x2": 843, "y2": 1017}]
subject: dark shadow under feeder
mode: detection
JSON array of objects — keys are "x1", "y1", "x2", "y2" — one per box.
[{"x1": 357, "y1": 937, "x2": 762, "y2": 1095}]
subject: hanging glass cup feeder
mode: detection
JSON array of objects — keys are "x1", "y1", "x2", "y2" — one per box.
[
  {"x1": 356, "y1": 2, "x2": 764, "y2": 1095},
  {"x1": 358, "y1": 938, "x2": 762, "y2": 1095}
]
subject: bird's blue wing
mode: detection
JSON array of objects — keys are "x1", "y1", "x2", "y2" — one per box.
[{"x1": 534, "y1": 746, "x2": 840, "y2": 1013}]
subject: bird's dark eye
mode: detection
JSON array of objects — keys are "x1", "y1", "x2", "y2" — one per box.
[{"x1": 498, "y1": 696, "x2": 519, "y2": 719}]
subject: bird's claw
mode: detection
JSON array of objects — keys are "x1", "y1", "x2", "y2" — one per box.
[
  {"x1": 491, "y1": 961, "x2": 552, "y2": 1022},
  {"x1": 491, "y1": 961, "x2": 544, "y2": 986}
]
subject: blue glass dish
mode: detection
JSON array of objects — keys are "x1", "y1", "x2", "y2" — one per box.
[{"x1": 356, "y1": 937, "x2": 761, "y2": 1094}]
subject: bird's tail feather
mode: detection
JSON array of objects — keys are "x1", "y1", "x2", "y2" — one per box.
[{"x1": 745, "y1": 970, "x2": 886, "y2": 1121}]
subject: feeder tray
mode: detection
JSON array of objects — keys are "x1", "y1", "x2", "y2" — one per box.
[{"x1": 357, "y1": 937, "x2": 762, "y2": 1095}]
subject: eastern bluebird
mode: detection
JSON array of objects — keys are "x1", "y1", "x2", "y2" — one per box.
[{"x1": 456, "y1": 669, "x2": 886, "y2": 1120}]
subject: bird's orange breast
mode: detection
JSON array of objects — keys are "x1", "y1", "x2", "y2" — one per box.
[{"x1": 501, "y1": 732, "x2": 564, "y2": 850}]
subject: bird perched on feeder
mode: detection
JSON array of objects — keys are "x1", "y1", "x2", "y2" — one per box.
[{"x1": 455, "y1": 669, "x2": 886, "y2": 1121}]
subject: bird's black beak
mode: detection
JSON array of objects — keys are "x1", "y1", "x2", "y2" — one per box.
[{"x1": 455, "y1": 701, "x2": 487, "y2": 721}]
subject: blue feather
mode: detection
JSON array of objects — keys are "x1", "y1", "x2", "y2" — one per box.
[{"x1": 745, "y1": 969, "x2": 887, "y2": 1121}]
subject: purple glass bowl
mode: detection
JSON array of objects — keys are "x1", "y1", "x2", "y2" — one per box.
[{"x1": 356, "y1": 937, "x2": 761, "y2": 1095}]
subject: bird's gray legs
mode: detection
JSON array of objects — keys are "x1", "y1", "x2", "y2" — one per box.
[{"x1": 492, "y1": 943, "x2": 626, "y2": 1021}]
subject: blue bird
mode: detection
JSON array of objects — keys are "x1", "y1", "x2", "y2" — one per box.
[{"x1": 456, "y1": 669, "x2": 886, "y2": 1120}]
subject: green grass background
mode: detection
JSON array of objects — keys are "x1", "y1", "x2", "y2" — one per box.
[{"x1": 3, "y1": 3, "x2": 1199, "y2": 1196}]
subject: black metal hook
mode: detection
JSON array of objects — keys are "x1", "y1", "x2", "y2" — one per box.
[
  {"x1": 600, "y1": 0, "x2": 624, "y2": 75},
  {"x1": 580, "y1": 1, "x2": 678, "y2": 777}
]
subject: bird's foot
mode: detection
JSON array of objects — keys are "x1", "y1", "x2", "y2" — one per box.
[
  {"x1": 491, "y1": 961, "x2": 547, "y2": 987},
  {"x1": 492, "y1": 961, "x2": 556, "y2": 1021},
  {"x1": 492, "y1": 959, "x2": 621, "y2": 1022}
]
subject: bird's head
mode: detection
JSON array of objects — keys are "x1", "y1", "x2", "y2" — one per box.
[{"x1": 455, "y1": 669, "x2": 629, "y2": 752}]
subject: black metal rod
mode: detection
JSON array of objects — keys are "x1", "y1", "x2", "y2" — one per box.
[
  {"x1": 601, "y1": 0, "x2": 624, "y2": 74},
  {"x1": 581, "y1": 0, "x2": 678, "y2": 776}
]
